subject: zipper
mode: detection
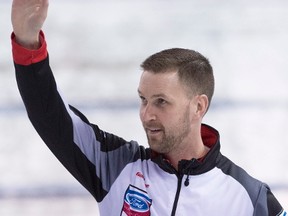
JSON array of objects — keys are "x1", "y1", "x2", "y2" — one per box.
[
  {"x1": 170, "y1": 173, "x2": 184, "y2": 216},
  {"x1": 170, "y1": 158, "x2": 198, "y2": 215}
]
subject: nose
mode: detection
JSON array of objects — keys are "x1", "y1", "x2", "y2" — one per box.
[{"x1": 140, "y1": 103, "x2": 156, "y2": 123}]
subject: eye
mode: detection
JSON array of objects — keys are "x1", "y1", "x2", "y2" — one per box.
[
  {"x1": 155, "y1": 98, "x2": 167, "y2": 106},
  {"x1": 139, "y1": 95, "x2": 147, "y2": 105}
]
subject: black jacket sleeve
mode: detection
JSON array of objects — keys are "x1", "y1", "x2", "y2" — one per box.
[{"x1": 15, "y1": 57, "x2": 108, "y2": 201}]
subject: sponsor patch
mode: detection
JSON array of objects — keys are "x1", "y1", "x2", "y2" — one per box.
[{"x1": 121, "y1": 185, "x2": 152, "y2": 216}]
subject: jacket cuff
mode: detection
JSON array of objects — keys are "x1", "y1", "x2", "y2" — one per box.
[{"x1": 11, "y1": 31, "x2": 48, "y2": 65}]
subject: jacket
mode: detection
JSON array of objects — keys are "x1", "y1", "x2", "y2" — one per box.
[{"x1": 12, "y1": 32, "x2": 285, "y2": 216}]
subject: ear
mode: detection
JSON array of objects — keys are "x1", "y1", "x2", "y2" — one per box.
[{"x1": 195, "y1": 94, "x2": 209, "y2": 118}]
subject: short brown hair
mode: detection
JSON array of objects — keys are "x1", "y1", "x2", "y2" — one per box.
[{"x1": 141, "y1": 48, "x2": 214, "y2": 106}]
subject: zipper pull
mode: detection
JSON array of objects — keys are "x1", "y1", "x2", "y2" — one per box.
[
  {"x1": 181, "y1": 158, "x2": 197, "y2": 187},
  {"x1": 184, "y1": 175, "x2": 190, "y2": 186}
]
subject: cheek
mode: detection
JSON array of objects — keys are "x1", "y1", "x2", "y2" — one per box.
[
  {"x1": 139, "y1": 106, "x2": 146, "y2": 122},
  {"x1": 139, "y1": 110, "x2": 144, "y2": 122}
]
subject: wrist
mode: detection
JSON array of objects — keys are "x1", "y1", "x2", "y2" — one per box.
[
  {"x1": 14, "y1": 34, "x2": 41, "y2": 50},
  {"x1": 11, "y1": 31, "x2": 48, "y2": 65}
]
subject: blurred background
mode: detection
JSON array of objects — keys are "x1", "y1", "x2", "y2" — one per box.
[{"x1": 0, "y1": 0, "x2": 287, "y2": 215}]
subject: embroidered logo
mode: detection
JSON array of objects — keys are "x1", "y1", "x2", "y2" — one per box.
[
  {"x1": 136, "y1": 172, "x2": 150, "y2": 188},
  {"x1": 121, "y1": 185, "x2": 152, "y2": 216},
  {"x1": 136, "y1": 172, "x2": 145, "y2": 180}
]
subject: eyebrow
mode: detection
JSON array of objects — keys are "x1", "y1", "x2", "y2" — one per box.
[{"x1": 137, "y1": 89, "x2": 168, "y2": 99}]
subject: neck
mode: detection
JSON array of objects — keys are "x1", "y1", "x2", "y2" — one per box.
[{"x1": 164, "y1": 140, "x2": 210, "y2": 171}]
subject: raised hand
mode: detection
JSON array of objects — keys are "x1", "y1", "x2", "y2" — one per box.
[{"x1": 11, "y1": 0, "x2": 49, "y2": 49}]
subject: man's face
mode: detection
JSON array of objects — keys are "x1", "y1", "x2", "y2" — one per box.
[{"x1": 138, "y1": 70, "x2": 195, "y2": 154}]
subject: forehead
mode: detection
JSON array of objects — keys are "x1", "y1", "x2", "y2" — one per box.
[
  {"x1": 140, "y1": 70, "x2": 177, "y2": 83},
  {"x1": 138, "y1": 70, "x2": 188, "y2": 97}
]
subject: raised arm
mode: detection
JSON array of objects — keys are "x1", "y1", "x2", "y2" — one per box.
[
  {"x1": 11, "y1": 0, "x2": 49, "y2": 49},
  {"x1": 10, "y1": 0, "x2": 142, "y2": 204}
]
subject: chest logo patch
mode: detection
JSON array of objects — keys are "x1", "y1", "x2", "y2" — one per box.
[{"x1": 121, "y1": 185, "x2": 152, "y2": 216}]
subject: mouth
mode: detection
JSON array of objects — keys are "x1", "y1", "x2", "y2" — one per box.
[{"x1": 146, "y1": 128, "x2": 162, "y2": 135}]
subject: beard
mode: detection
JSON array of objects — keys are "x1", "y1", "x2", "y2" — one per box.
[{"x1": 144, "y1": 106, "x2": 191, "y2": 154}]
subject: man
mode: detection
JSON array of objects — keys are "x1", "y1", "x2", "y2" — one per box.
[{"x1": 11, "y1": 0, "x2": 285, "y2": 215}]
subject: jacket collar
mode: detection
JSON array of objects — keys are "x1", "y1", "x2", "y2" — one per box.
[{"x1": 151, "y1": 124, "x2": 221, "y2": 175}]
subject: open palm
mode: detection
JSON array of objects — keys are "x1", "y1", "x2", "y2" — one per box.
[{"x1": 11, "y1": 0, "x2": 49, "y2": 48}]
